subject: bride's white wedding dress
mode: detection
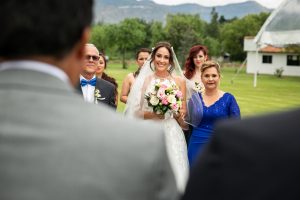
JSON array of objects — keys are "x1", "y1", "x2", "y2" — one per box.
[
  {"x1": 161, "y1": 113, "x2": 189, "y2": 193},
  {"x1": 125, "y1": 48, "x2": 189, "y2": 192},
  {"x1": 141, "y1": 75, "x2": 189, "y2": 193}
]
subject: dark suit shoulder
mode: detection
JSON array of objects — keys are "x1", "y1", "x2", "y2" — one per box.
[
  {"x1": 214, "y1": 108, "x2": 300, "y2": 145},
  {"x1": 217, "y1": 108, "x2": 300, "y2": 129},
  {"x1": 96, "y1": 78, "x2": 115, "y2": 89}
]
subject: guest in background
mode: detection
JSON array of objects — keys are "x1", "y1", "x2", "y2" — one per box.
[
  {"x1": 182, "y1": 108, "x2": 300, "y2": 200},
  {"x1": 120, "y1": 48, "x2": 151, "y2": 103},
  {"x1": 183, "y1": 45, "x2": 209, "y2": 144},
  {"x1": 79, "y1": 44, "x2": 116, "y2": 109},
  {"x1": 184, "y1": 45, "x2": 209, "y2": 100},
  {"x1": 96, "y1": 52, "x2": 118, "y2": 106},
  {"x1": 187, "y1": 61, "x2": 240, "y2": 166}
]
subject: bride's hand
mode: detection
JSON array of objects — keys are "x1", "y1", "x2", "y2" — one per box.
[{"x1": 143, "y1": 111, "x2": 164, "y2": 120}]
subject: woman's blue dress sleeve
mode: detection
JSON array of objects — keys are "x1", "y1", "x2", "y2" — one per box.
[{"x1": 229, "y1": 94, "x2": 241, "y2": 119}]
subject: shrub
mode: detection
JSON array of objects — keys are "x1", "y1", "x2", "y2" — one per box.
[{"x1": 274, "y1": 67, "x2": 284, "y2": 78}]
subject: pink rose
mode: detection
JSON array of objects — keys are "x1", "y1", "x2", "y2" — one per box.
[
  {"x1": 171, "y1": 103, "x2": 178, "y2": 111},
  {"x1": 176, "y1": 90, "x2": 183, "y2": 98},
  {"x1": 157, "y1": 87, "x2": 166, "y2": 99},
  {"x1": 160, "y1": 84, "x2": 168, "y2": 89},
  {"x1": 161, "y1": 97, "x2": 169, "y2": 105}
]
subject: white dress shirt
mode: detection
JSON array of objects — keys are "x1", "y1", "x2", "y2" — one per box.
[{"x1": 80, "y1": 75, "x2": 96, "y2": 103}]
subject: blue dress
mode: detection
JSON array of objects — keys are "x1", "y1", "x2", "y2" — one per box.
[{"x1": 188, "y1": 92, "x2": 241, "y2": 166}]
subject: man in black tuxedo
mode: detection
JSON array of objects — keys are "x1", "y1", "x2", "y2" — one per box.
[
  {"x1": 182, "y1": 108, "x2": 300, "y2": 200},
  {"x1": 79, "y1": 43, "x2": 116, "y2": 109}
]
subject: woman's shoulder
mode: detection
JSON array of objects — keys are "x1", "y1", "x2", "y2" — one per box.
[
  {"x1": 125, "y1": 72, "x2": 134, "y2": 79},
  {"x1": 145, "y1": 74, "x2": 155, "y2": 80},
  {"x1": 224, "y1": 92, "x2": 235, "y2": 97},
  {"x1": 222, "y1": 92, "x2": 238, "y2": 102},
  {"x1": 126, "y1": 72, "x2": 135, "y2": 81},
  {"x1": 142, "y1": 74, "x2": 155, "y2": 86},
  {"x1": 172, "y1": 75, "x2": 186, "y2": 84}
]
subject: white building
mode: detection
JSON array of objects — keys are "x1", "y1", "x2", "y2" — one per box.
[{"x1": 244, "y1": 36, "x2": 300, "y2": 77}]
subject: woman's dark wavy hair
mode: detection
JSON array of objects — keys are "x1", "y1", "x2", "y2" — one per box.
[
  {"x1": 133, "y1": 48, "x2": 151, "y2": 78},
  {"x1": 150, "y1": 41, "x2": 175, "y2": 73},
  {"x1": 184, "y1": 45, "x2": 209, "y2": 79},
  {"x1": 0, "y1": 0, "x2": 93, "y2": 59},
  {"x1": 99, "y1": 53, "x2": 118, "y2": 100}
]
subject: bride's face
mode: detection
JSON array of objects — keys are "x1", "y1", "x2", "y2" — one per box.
[{"x1": 154, "y1": 47, "x2": 170, "y2": 72}]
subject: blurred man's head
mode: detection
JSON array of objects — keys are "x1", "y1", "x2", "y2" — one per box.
[
  {"x1": 0, "y1": 0, "x2": 94, "y2": 85},
  {"x1": 0, "y1": 0, "x2": 93, "y2": 59}
]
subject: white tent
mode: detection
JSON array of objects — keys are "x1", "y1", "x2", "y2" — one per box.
[
  {"x1": 251, "y1": 0, "x2": 300, "y2": 86},
  {"x1": 254, "y1": 0, "x2": 300, "y2": 46}
]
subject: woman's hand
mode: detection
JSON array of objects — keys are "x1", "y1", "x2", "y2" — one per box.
[
  {"x1": 143, "y1": 111, "x2": 164, "y2": 120},
  {"x1": 175, "y1": 109, "x2": 188, "y2": 130}
]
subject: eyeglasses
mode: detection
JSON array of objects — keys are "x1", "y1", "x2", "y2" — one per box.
[{"x1": 85, "y1": 55, "x2": 100, "y2": 62}]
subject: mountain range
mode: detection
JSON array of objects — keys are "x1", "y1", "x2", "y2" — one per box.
[{"x1": 94, "y1": 0, "x2": 271, "y2": 23}]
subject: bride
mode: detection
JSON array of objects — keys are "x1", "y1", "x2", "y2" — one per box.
[{"x1": 125, "y1": 41, "x2": 189, "y2": 193}]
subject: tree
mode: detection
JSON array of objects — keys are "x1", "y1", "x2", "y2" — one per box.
[
  {"x1": 114, "y1": 18, "x2": 147, "y2": 69},
  {"x1": 164, "y1": 14, "x2": 205, "y2": 65},
  {"x1": 90, "y1": 24, "x2": 117, "y2": 54},
  {"x1": 134, "y1": 19, "x2": 153, "y2": 49},
  {"x1": 220, "y1": 12, "x2": 270, "y2": 61},
  {"x1": 218, "y1": 15, "x2": 238, "y2": 24},
  {"x1": 203, "y1": 36, "x2": 221, "y2": 57},
  {"x1": 149, "y1": 21, "x2": 166, "y2": 47},
  {"x1": 206, "y1": 7, "x2": 220, "y2": 39}
]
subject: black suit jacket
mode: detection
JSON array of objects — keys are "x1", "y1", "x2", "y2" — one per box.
[
  {"x1": 182, "y1": 108, "x2": 300, "y2": 200},
  {"x1": 77, "y1": 77, "x2": 116, "y2": 109}
]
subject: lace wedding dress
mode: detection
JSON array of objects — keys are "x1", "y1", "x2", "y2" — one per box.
[
  {"x1": 125, "y1": 48, "x2": 189, "y2": 193},
  {"x1": 141, "y1": 75, "x2": 189, "y2": 193}
]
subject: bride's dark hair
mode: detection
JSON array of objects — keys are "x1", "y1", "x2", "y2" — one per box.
[{"x1": 150, "y1": 41, "x2": 175, "y2": 73}]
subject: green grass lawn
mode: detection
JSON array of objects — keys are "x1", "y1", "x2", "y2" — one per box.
[{"x1": 106, "y1": 60, "x2": 300, "y2": 118}]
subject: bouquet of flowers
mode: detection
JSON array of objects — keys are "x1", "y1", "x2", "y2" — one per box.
[{"x1": 145, "y1": 79, "x2": 183, "y2": 115}]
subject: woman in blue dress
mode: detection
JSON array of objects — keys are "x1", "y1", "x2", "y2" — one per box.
[{"x1": 187, "y1": 60, "x2": 241, "y2": 166}]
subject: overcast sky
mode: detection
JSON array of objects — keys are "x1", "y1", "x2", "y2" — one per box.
[{"x1": 152, "y1": 0, "x2": 284, "y2": 9}]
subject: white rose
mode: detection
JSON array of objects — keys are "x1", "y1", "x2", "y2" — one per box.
[
  {"x1": 167, "y1": 95, "x2": 176, "y2": 104},
  {"x1": 150, "y1": 86, "x2": 156, "y2": 94},
  {"x1": 149, "y1": 95, "x2": 159, "y2": 106}
]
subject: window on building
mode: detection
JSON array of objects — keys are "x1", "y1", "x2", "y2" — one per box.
[
  {"x1": 287, "y1": 55, "x2": 300, "y2": 66},
  {"x1": 262, "y1": 55, "x2": 272, "y2": 64}
]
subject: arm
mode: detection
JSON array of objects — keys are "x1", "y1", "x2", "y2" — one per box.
[
  {"x1": 106, "y1": 83, "x2": 117, "y2": 110},
  {"x1": 175, "y1": 76, "x2": 188, "y2": 129},
  {"x1": 115, "y1": 93, "x2": 119, "y2": 107},
  {"x1": 229, "y1": 94, "x2": 241, "y2": 119},
  {"x1": 143, "y1": 111, "x2": 165, "y2": 120},
  {"x1": 120, "y1": 74, "x2": 132, "y2": 103}
]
